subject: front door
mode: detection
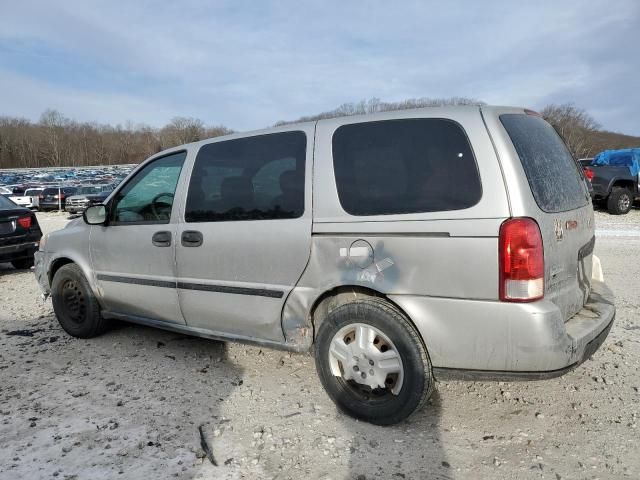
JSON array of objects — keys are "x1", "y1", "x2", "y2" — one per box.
[
  {"x1": 91, "y1": 151, "x2": 187, "y2": 324},
  {"x1": 175, "y1": 128, "x2": 313, "y2": 342}
]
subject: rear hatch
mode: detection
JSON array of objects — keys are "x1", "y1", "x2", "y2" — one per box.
[
  {"x1": 500, "y1": 113, "x2": 595, "y2": 321},
  {"x1": 41, "y1": 188, "x2": 58, "y2": 203}
]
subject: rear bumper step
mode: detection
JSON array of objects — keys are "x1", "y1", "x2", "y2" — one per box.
[
  {"x1": 434, "y1": 314, "x2": 614, "y2": 381},
  {"x1": 390, "y1": 279, "x2": 615, "y2": 377}
]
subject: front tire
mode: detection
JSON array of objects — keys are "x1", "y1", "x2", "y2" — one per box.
[
  {"x1": 607, "y1": 187, "x2": 633, "y2": 215},
  {"x1": 51, "y1": 263, "x2": 107, "y2": 338},
  {"x1": 314, "y1": 298, "x2": 433, "y2": 425}
]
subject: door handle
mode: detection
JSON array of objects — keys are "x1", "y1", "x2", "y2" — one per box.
[
  {"x1": 152, "y1": 231, "x2": 172, "y2": 247},
  {"x1": 181, "y1": 230, "x2": 203, "y2": 247}
]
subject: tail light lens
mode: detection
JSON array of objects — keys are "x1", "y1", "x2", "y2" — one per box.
[
  {"x1": 17, "y1": 215, "x2": 32, "y2": 229},
  {"x1": 583, "y1": 167, "x2": 594, "y2": 181},
  {"x1": 499, "y1": 217, "x2": 544, "y2": 302}
]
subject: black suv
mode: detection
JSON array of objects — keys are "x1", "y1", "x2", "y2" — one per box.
[
  {"x1": 0, "y1": 195, "x2": 42, "y2": 269},
  {"x1": 38, "y1": 187, "x2": 78, "y2": 211}
]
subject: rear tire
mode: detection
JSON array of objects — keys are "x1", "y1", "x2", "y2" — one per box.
[
  {"x1": 314, "y1": 298, "x2": 433, "y2": 425},
  {"x1": 51, "y1": 263, "x2": 108, "y2": 338},
  {"x1": 607, "y1": 187, "x2": 633, "y2": 215},
  {"x1": 11, "y1": 257, "x2": 34, "y2": 270}
]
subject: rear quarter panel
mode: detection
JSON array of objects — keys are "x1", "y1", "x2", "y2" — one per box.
[
  {"x1": 282, "y1": 107, "x2": 511, "y2": 338},
  {"x1": 481, "y1": 107, "x2": 596, "y2": 321}
]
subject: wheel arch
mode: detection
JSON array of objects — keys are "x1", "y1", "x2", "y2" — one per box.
[
  {"x1": 309, "y1": 285, "x2": 424, "y2": 346},
  {"x1": 609, "y1": 178, "x2": 635, "y2": 194},
  {"x1": 48, "y1": 255, "x2": 102, "y2": 305},
  {"x1": 48, "y1": 256, "x2": 75, "y2": 284}
]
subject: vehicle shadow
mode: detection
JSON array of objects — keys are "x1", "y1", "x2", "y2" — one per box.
[
  {"x1": 0, "y1": 316, "x2": 243, "y2": 479},
  {"x1": 343, "y1": 388, "x2": 451, "y2": 480}
]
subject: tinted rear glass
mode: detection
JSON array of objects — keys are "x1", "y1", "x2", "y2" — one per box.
[
  {"x1": 332, "y1": 119, "x2": 482, "y2": 216},
  {"x1": 0, "y1": 195, "x2": 18, "y2": 209},
  {"x1": 500, "y1": 114, "x2": 588, "y2": 213},
  {"x1": 185, "y1": 131, "x2": 306, "y2": 222}
]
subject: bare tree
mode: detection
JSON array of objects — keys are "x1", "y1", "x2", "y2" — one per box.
[
  {"x1": 0, "y1": 102, "x2": 636, "y2": 170},
  {"x1": 541, "y1": 103, "x2": 601, "y2": 158},
  {"x1": 275, "y1": 96, "x2": 486, "y2": 125},
  {"x1": 160, "y1": 117, "x2": 206, "y2": 147},
  {"x1": 38, "y1": 109, "x2": 66, "y2": 167}
]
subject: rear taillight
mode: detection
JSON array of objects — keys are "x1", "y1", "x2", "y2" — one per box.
[
  {"x1": 17, "y1": 215, "x2": 32, "y2": 229},
  {"x1": 499, "y1": 217, "x2": 544, "y2": 302},
  {"x1": 583, "y1": 167, "x2": 594, "y2": 181}
]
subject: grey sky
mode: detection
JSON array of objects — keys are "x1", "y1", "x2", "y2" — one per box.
[{"x1": 0, "y1": 0, "x2": 638, "y2": 134}]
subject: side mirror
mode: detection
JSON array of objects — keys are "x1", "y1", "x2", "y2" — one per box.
[{"x1": 83, "y1": 205, "x2": 107, "y2": 225}]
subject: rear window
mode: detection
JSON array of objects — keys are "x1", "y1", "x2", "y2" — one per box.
[
  {"x1": 500, "y1": 114, "x2": 588, "y2": 213},
  {"x1": 0, "y1": 195, "x2": 17, "y2": 209},
  {"x1": 332, "y1": 118, "x2": 482, "y2": 216}
]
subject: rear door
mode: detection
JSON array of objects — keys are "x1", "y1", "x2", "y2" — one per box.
[
  {"x1": 497, "y1": 111, "x2": 594, "y2": 321},
  {"x1": 175, "y1": 127, "x2": 313, "y2": 342}
]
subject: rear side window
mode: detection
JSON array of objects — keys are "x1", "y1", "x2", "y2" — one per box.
[
  {"x1": 500, "y1": 114, "x2": 588, "y2": 213},
  {"x1": 332, "y1": 119, "x2": 482, "y2": 216},
  {"x1": 185, "y1": 131, "x2": 306, "y2": 222}
]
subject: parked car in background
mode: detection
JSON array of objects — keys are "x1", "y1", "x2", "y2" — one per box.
[
  {"x1": 0, "y1": 186, "x2": 14, "y2": 198},
  {"x1": 65, "y1": 185, "x2": 114, "y2": 214},
  {"x1": 38, "y1": 187, "x2": 78, "y2": 211},
  {"x1": 578, "y1": 158, "x2": 593, "y2": 168},
  {"x1": 35, "y1": 106, "x2": 614, "y2": 425},
  {"x1": 0, "y1": 194, "x2": 42, "y2": 269},
  {"x1": 587, "y1": 148, "x2": 640, "y2": 214},
  {"x1": 4, "y1": 185, "x2": 25, "y2": 196},
  {"x1": 10, "y1": 188, "x2": 43, "y2": 210}
]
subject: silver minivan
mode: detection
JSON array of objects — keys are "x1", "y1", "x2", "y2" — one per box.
[{"x1": 35, "y1": 106, "x2": 615, "y2": 425}]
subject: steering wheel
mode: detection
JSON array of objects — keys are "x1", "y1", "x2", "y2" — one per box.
[{"x1": 150, "y1": 192, "x2": 174, "y2": 220}]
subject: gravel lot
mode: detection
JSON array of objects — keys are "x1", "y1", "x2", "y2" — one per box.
[{"x1": 1, "y1": 209, "x2": 639, "y2": 479}]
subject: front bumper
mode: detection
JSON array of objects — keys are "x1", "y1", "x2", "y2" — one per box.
[
  {"x1": 34, "y1": 250, "x2": 51, "y2": 297},
  {"x1": 390, "y1": 279, "x2": 615, "y2": 380},
  {"x1": 65, "y1": 204, "x2": 89, "y2": 213}
]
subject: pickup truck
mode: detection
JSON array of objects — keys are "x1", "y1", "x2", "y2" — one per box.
[
  {"x1": 585, "y1": 148, "x2": 640, "y2": 215},
  {"x1": 9, "y1": 188, "x2": 43, "y2": 210}
]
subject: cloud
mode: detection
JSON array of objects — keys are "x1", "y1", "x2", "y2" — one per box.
[{"x1": 0, "y1": 0, "x2": 638, "y2": 134}]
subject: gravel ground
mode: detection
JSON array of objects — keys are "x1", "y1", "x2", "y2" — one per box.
[{"x1": 1, "y1": 209, "x2": 639, "y2": 479}]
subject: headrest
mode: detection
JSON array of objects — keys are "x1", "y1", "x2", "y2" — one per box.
[
  {"x1": 221, "y1": 176, "x2": 253, "y2": 199},
  {"x1": 279, "y1": 170, "x2": 301, "y2": 193}
]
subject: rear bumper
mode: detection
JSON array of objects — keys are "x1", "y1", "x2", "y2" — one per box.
[
  {"x1": 0, "y1": 241, "x2": 39, "y2": 263},
  {"x1": 390, "y1": 279, "x2": 615, "y2": 380},
  {"x1": 39, "y1": 201, "x2": 64, "y2": 210}
]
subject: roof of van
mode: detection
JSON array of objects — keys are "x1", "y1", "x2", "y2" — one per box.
[{"x1": 151, "y1": 105, "x2": 528, "y2": 159}]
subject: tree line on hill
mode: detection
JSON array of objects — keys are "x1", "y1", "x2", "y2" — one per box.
[{"x1": 1, "y1": 98, "x2": 638, "y2": 169}]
